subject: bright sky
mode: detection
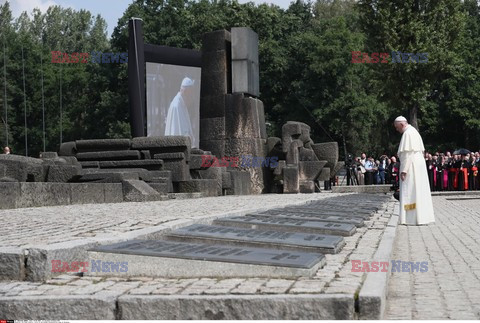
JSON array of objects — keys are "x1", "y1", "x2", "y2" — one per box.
[{"x1": 7, "y1": 0, "x2": 294, "y2": 38}]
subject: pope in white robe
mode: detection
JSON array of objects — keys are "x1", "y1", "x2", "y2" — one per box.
[
  {"x1": 394, "y1": 116, "x2": 435, "y2": 225},
  {"x1": 165, "y1": 77, "x2": 196, "y2": 147}
]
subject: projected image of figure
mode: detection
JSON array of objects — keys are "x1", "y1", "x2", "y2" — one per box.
[{"x1": 165, "y1": 77, "x2": 196, "y2": 145}]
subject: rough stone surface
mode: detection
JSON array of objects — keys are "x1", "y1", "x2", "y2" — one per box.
[
  {"x1": 46, "y1": 165, "x2": 82, "y2": 182},
  {"x1": 311, "y1": 142, "x2": 339, "y2": 169},
  {"x1": 76, "y1": 150, "x2": 141, "y2": 161},
  {"x1": 283, "y1": 166, "x2": 299, "y2": 193},
  {"x1": 75, "y1": 139, "x2": 131, "y2": 152},
  {"x1": 0, "y1": 247, "x2": 25, "y2": 280},
  {"x1": 58, "y1": 141, "x2": 77, "y2": 156},
  {"x1": 177, "y1": 179, "x2": 218, "y2": 197},
  {"x1": 122, "y1": 180, "x2": 164, "y2": 202}
]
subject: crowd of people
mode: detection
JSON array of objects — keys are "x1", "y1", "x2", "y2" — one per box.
[{"x1": 349, "y1": 150, "x2": 480, "y2": 191}]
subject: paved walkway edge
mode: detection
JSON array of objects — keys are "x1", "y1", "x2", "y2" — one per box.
[{"x1": 357, "y1": 201, "x2": 399, "y2": 319}]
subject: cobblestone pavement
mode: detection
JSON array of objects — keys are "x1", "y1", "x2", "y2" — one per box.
[
  {"x1": 0, "y1": 193, "x2": 340, "y2": 249},
  {"x1": 385, "y1": 195, "x2": 480, "y2": 320},
  {"x1": 0, "y1": 194, "x2": 395, "y2": 302}
]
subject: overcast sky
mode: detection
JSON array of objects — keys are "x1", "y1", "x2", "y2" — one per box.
[{"x1": 7, "y1": 0, "x2": 294, "y2": 38}]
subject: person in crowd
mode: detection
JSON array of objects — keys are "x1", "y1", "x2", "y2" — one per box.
[
  {"x1": 378, "y1": 155, "x2": 388, "y2": 184},
  {"x1": 468, "y1": 154, "x2": 478, "y2": 191},
  {"x1": 426, "y1": 153, "x2": 435, "y2": 191},
  {"x1": 435, "y1": 155, "x2": 447, "y2": 191},
  {"x1": 385, "y1": 157, "x2": 392, "y2": 184},
  {"x1": 364, "y1": 156, "x2": 375, "y2": 185},
  {"x1": 3, "y1": 146, "x2": 10, "y2": 154},
  {"x1": 456, "y1": 154, "x2": 470, "y2": 191},
  {"x1": 394, "y1": 116, "x2": 435, "y2": 225},
  {"x1": 356, "y1": 156, "x2": 366, "y2": 185}
]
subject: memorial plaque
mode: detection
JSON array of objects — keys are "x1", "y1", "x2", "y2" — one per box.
[
  {"x1": 214, "y1": 216, "x2": 356, "y2": 236},
  {"x1": 251, "y1": 212, "x2": 364, "y2": 227},
  {"x1": 166, "y1": 224, "x2": 345, "y2": 254},
  {"x1": 287, "y1": 206, "x2": 373, "y2": 215},
  {"x1": 92, "y1": 239, "x2": 324, "y2": 268},
  {"x1": 304, "y1": 203, "x2": 378, "y2": 211},
  {"x1": 277, "y1": 208, "x2": 371, "y2": 220}
]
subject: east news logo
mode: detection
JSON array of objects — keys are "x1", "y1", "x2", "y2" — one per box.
[{"x1": 51, "y1": 260, "x2": 128, "y2": 272}]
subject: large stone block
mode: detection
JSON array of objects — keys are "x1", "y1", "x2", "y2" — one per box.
[
  {"x1": 190, "y1": 154, "x2": 214, "y2": 170},
  {"x1": 160, "y1": 160, "x2": 189, "y2": 182},
  {"x1": 231, "y1": 27, "x2": 259, "y2": 62},
  {"x1": 0, "y1": 247, "x2": 25, "y2": 280},
  {"x1": 0, "y1": 182, "x2": 20, "y2": 209},
  {"x1": 75, "y1": 139, "x2": 131, "y2": 152},
  {"x1": 200, "y1": 139, "x2": 225, "y2": 157},
  {"x1": 58, "y1": 141, "x2": 77, "y2": 156},
  {"x1": 122, "y1": 179, "x2": 164, "y2": 202},
  {"x1": 154, "y1": 152, "x2": 186, "y2": 160},
  {"x1": 311, "y1": 142, "x2": 339, "y2": 169},
  {"x1": 16, "y1": 183, "x2": 71, "y2": 208},
  {"x1": 283, "y1": 166, "x2": 299, "y2": 194},
  {"x1": 70, "y1": 183, "x2": 105, "y2": 204},
  {"x1": 40, "y1": 152, "x2": 58, "y2": 159},
  {"x1": 202, "y1": 29, "x2": 231, "y2": 52},
  {"x1": 200, "y1": 94, "x2": 226, "y2": 119},
  {"x1": 98, "y1": 160, "x2": 164, "y2": 171},
  {"x1": 76, "y1": 150, "x2": 141, "y2": 161},
  {"x1": 299, "y1": 161, "x2": 327, "y2": 181},
  {"x1": 299, "y1": 147, "x2": 318, "y2": 161},
  {"x1": 176, "y1": 179, "x2": 218, "y2": 197},
  {"x1": 226, "y1": 170, "x2": 251, "y2": 195},
  {"x1": 224, "y1": 138, "x2": 266, "y2": 158},
  {"x1": 299, "y1": 180, "x2": 316, "y2": 193},
  {"x1": 147, "y1": 182, "x2": 169, "y2": 194},
  {"x1": 0, "y1": 154, "x2": 46, "y2": 182},
  {"x1": 46, "y1": 165, "x2": 82, "y2": 182},
  {"x1": 222, "y1": 171, "x2": 231, "y2": 189},
  {"x1": 200, "y1": 117, "x2": 225, "y2": 141},
  {"x1": 282, "y1": 121, "x2": 311, "y2": 153},
  {"x1": 202, "y1": 50, "x2": 229, "y2": 74},
  {"x1": 286, "y1": 141, "x2": 300, "y2": 165},
  {"x1": 131, "y1": 136, "x2": 191, "y2": 160},
  {"x1": 0, "y1": 163, "x2": 5, "y2": 177},
  {"x1": 318, "y1": 167, "x2": 331, "y2": 181},
  {"x1": 197, "y1": 166, "x2": 223, "y2": 195},
  {"x1": 104, "y1": 183, "x2": 124, "y2": 203},
  {"x1": 201, "y1": 70, "x2": 229, "y2": 97},
  {"x1": 232, "y1": 59, "x2": 259, "y2": 97},
  {"x1": 225, "y1": 94, "x2": 266, "y2": 139},
  {"x1": 79, "y1": 172, "x2": 140, "y2": 183}
]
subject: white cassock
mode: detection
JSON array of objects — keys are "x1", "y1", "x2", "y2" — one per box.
[
  {"x1": 398, "y1": 125, "x2": 435, "y2": 225},
  {"x1": 165, "y1": 92, "x2": 195, "y2": 146}
]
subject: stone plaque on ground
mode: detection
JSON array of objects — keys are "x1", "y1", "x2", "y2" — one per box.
[
  {"x1": 214, "y1": 216, "x2": 356, "y2": 236},
  {"x1": 88, "y1": 239, "x2": 325, "y2": 278},
  {"x1": 274, "y1": 208, "x2": 372, "y2": 220},
  {"x1": 166, "y1": 224, "x2": 345, "y2": 254},
  {"x1": 293, "y1": 205, "x2": 374, "y2": 214},
  {"x1": 251, "y1": 212, "x2": 364, "y2": 227}
]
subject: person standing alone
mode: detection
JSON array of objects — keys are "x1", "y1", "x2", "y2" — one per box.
[{"x1": 394, "y1": 116, "x2": 435, "y2": 225}]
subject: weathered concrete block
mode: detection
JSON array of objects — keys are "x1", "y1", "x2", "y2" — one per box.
[
  {"x1": 40, "y1": 152, "x2": 58, "y2": 159},
  {"x1": 0, "y1": 182, "x2": 20, "y2": 209},
  {"x1": 131, "y1": 136, "x2": 191, "y2": 160},
  {"x1": 202, "y1": 29, "x2": 231, "y2": 52},
  {"x1": 0, "y1": 154, "x2": 45, "y2": 182},
  {"x1": 147, "y1": 182, "x2": 169, "y2": 194},
  {"x1": 161, "y1": 159, "x2": 189, "y2": 182},
  {"x1": 311, "y1": 142, "x2": 339, "y2": 169},
  {"x1": 80, "y1": 161, "x2": 100, "y2": 168},
  {"x1": 226, "y1": 170, "x2": 251, "y2": 195},
  {"x1": 200, "y1": 95, "x2": 226, "y2": 119},
  {"x1": 299, "y1": 161, "x2": 327, "y2": 181},
  {"x1": 197, "y1": 167, "x2": 223, "y2": 195},
  {"x1": 98, "y1": 160, "x2": 163, "y2": 171},
  {"x1": 232, "y1": 59, "x2": 259, "y2": 97},
  {"x1": 224, "y1": 138, "x2": 266, "y2": 158},
  {"x1": 0, "y1": 247, "x2": 25, "y2": 280},
  {"x1": 273, "y1": 160, "x2": 286, "y2": 176},
  {"x1": 76, "y1": 150, "x2": 141, "y2": 161},
  {"x1": 231, "y1": 27, "x2": 259, "y2": 62},
  {"x1": 122, "y1": 179, "x2": 164, "y2": 202},
  {"x1": 200, "y1": 139, "x2": 225, "y2": 157},
  {"x1": 154, "y1": 152, "x2": 186, "y2": 160},
  {"x1": 177, "y1": 179, "x2": 218, "y2": 197},
  {"x1": 222, "y1": 171, "x2": 231, "y2": 189},
  {"x1": 225, "y1": 94, "x2": 266, "y2": 139},
  {"x1": 201, "y1": 70, "x2": 229, "y2": 97},
  {"x1": 283, "y1": 166, "x2": 299, "y2": 194},
  {"x1": 190, "y1": 154, "x2": 214, "y2": 170},
  {"x1": 75, "y1": 139, "x2": 131, "y2": 152},
  {"x1": 286, "y1": 141, "x2": 300, "y2": 165},
  {"x1": 58, "y1": 141, "x2": 77, "y2": 156},
  {"x1": 104, "y1": 183, "x2": 124, "y2": 203},
  {"x1": 71, "y1": 183, "x2": 105, "y2": 204},
  {"x1": 299, "y1": 147, "x2": 318, "y2": 161},
  {"x1": 200, "y1": 117, "x2": 226, "y2": 141},
  {"x1": 79, "y1": 172, "x2": 140, "y2": 183},
  {"x1": 299, "y1": 180, "x2": 316, "y2": 193},
  {"x1": 318, "y1": 167, "x2": 331, "y2": 181},
  {"x1": 46, "y1": 165, "x2": 82, "y2": 182}
]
